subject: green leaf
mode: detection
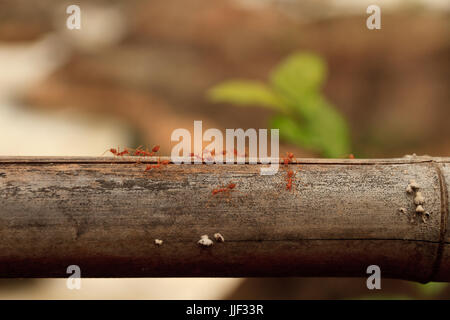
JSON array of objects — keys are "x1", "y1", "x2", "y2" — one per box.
[
  {"x1": 270, "y1": 52, "x2": 326, "y2": 110},
  {"x1": 207, "y1": 51, "x2": 352, "y2": 159},
  {"x1": 270, "y1": 115, "x2": 311, "y2": 149},
  {"x1": 207, "y1": 80, "x2": 285, "y2": 112},
  {"x1": 271, "y1": 98, "x2": 351, "y2": 158},
  {"x1": 301, "y1": 98, "x2": 351, "y2": 158}
]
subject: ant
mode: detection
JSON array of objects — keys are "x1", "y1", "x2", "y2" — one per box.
[
  {"x1": 104, "y1": 148, "x2": 118, "y2": 156},
  {"x1": 143, "y1": 158, "x2": 170, "y2": 172},
  {"x1": 131, "y1": 144, "x2": 160, "y2": 156},
  {"x1": 280, "y1": 152, "x2": 296, "y2": 192},
  {"x1": 102, "y1": 147, "x2": 129, "y2": 157},
  {"x1": 136, "y1": 145, "x2": 160, "y2": 157},
  {"x1": 211, "y1": 182, "x2": 236, "y2": 196},
  {"x1": 286, "y1": 170, "x2": 296, "y2": 191},
  {"x1": 152, "y1": 145, "x2": 160, "y2": 153},
  {"x1": 207, "y1": 182, "x2": 238, "y2": 207},
  {"x1": 134, "y1": 146, "x2": 150, "y2": 157},
  {"x1": 282, "y1": 152, "x2": 294, "y2": 166},
  {"x1": 117, "y1": 149, "x2": 129, "y2": 156},
  {"x1": 132, "y1": 144, "x2": 161, "y2": 166},
  {"x1": 287, "y1": 170, "x2": 295, "y2": 178}
]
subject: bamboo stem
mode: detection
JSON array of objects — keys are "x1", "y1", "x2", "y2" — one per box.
[{"x1": 0, "y1": 156, "x2": 449, "y2": 282}]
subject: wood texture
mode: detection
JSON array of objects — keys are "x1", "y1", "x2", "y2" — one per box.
[{"x1": 0, "y1": 156, "x2": 449, "y2": 282}]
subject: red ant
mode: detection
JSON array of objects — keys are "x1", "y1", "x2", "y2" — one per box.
[
  {"x1": 206, "y1": 182, "x2": 244, "y2": 208},
  {"x1": 152, "y1": 145, "x2": 160, "y2": 153},
  {"x1": 212, "y1": 188, "x2": 227, "y2": 195},
  {"x1": 286, "y1": 179, "x2": 293, "y2": 191},
  {"x1": 150, "y1": 158, "x2": 162, "y2": 170},
  {"x1": 281, "y1": 153, "x2": 296, "y2": 191},
  {"x1": 282, "y1": 152, "x2": 294, "y2": 165},
  {"x1": 138, "y1": 145, "x2": 160, "y2": 157},
  {"x1": 212, "y1": 182, "x2": 236, "y2": 196},
  {"x1": 106, "y1": 148, "x2": 118, "y2": 156},
  {"x1": 134, "y1": 145, "x2": 150, "y2": 157},
  {"x1": 133, "y1": 144, "x2": 161, "y2": 167},
  {"x1": 143, "y1": 158, "x2": 170, "y2": 172},
  {"x1": 287, "y1": 170, "x2": 294, "y2": 178},
  {"x1": 286, "y1": 170, "x2": 296, "y2": 191},
  {"x1": 117, "y1": 149, "x2": 129, "y2": 156},
  {"x1": 102, "y1": 147, "x2": 129, "y2": 157}
]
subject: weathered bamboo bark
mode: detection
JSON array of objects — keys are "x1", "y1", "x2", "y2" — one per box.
[{"x1": 0, "y1": 156, "x2": 449, "y2": 282}]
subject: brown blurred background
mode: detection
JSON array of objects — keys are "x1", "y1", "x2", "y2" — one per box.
[{"x1": 0, "y1": 0, "x2": 449, "y2": 299}]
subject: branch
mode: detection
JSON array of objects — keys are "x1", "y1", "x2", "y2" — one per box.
[{"x1": 0, "y1": 156, "x2": 449, "y2": 282}]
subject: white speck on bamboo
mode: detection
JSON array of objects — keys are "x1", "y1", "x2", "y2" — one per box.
[
  {"x1": 408, "y1": 180, "x2": 420, "y2": 191},
  {"x1": 214, "y1": 233, "x2": 225, "y2": 242},
  {"x1": 416, "y1": 205, "x2": 425, "y2": 214},
  {"x1": 414, "y1": 192, "x2": 425, "y2": 205},
  {"x1": 406, "y1": 185, "x2": 413, "y2": 194},
  {"x1": 198, "y1": 235, "x2": 213, "y2": 247}
]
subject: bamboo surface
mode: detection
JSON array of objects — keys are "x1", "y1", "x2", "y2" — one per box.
[{"x1": 0, "y1": 156, "x2": 449, "y2": 282}]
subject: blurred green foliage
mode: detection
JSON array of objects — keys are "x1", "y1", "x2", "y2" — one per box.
[
  {"x1": 414, "y1": 282, "x2": 447, "y2": 298},
  {"x1": 208, "y1": 52, "x2": 350, "y2": 157}
]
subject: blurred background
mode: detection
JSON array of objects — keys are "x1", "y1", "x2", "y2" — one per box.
[{"x1": 0, "y1": 0, "x2": 449, "y2": 299}]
